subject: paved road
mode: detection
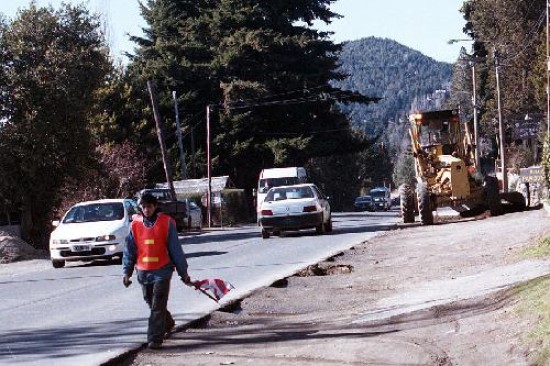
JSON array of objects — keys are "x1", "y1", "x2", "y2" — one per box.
[{"x1": 0, "y1": 210, "x2": 399, "y2": 366}]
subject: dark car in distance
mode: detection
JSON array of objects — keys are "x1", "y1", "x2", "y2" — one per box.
[{"x1": 354, "y1": 196, "x2": 374, "y2": 212}]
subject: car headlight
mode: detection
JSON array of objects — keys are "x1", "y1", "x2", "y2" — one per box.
[
  {"x1": 52, "y1": 239, "x2": 68, "y2": 245},
  {"x1": 96, "y1": 234, "x2": 116, "y2": 242}
]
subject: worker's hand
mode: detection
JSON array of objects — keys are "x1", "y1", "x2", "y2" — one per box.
[
  {"x1": 181, "y1": 273, "x2": 192, "y2": 286},
  {"x1": 123, "y1": 275, "x2": 132, "y2": 288}
]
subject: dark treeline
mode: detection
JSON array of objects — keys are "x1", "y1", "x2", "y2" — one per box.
[{"x1": 0, "y1": 0, "x2": 381, "y2": 247}]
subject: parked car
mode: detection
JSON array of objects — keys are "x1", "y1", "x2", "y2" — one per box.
[
  {"x1": 259, "y1": 183, "x2": 331, "y2": 239},
  {"x1": 182, "y1": 198, "x2": 203, "y2": 231},
  {"x1": 354, "y1": 196, "x2": 374, "y2": 211},
  {"x1": 137, "y1": 188, "x2": 187, "y2": 231},
  {"x1": 49, "y1": 199, "x2": 138, "y2": 268}
]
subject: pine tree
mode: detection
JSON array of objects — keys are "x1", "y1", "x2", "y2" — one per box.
[{"x1": 127, "y1": 0, "x2": 377, "y2": 190}]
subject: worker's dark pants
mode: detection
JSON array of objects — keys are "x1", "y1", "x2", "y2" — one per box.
[{"x1": 141, "y1": 279, "x2": 175, "y2": 343}]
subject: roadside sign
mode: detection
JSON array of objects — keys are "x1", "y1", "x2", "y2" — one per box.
[{"x1": 519, "y1": 166, "x2": 544, "y2": 183}]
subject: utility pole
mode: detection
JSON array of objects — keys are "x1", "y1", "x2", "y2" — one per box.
[
  {"x1": 190, "y1": 126, "x2": 196, "y2": 178},
  {"x1": 448, "y1": 39, "x2": 482, "y2": 170},
  {"x1": 147, "y1": 81, "x2": 176, "y2": 197},
  {"x1": 494, "y1": 49, "x2": 508, "y2": 192},
  {"x1": 471, "y1": 61, "x2": 481, "y2": 170},
  {"x1": 206, "y1": 104, "x2": 212, "y2": 228},
  {"x1": 547, "y1": 0, "x2": 550, "y2": 135},
  {"x1": 172, "y1": 91, "x2": 188, "y2": 180}
]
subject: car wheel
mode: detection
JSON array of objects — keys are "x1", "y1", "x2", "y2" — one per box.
[
  {"x1": 52, "y1": 259, "x2": 65, "y2": 269},
  {"x1": 261, "y1": 229, "x2": 270, "y2": 239},
  {"x1": 324, "y1": 217, "x2": 333, "y2": 232},
  {"x1": 315, "y1": 222, "x2": 325, "y2": 235}
]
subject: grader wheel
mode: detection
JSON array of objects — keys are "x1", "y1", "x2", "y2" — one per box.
[
  {"x1": 399, "y1": 183, "x2": 415, "y2": 223},
  {"x1": 417, "y1": 181, "x2": 434, "y2": 225},
  {"x1": 484, "y1": 176, "x2": 503, "y2": 216}
]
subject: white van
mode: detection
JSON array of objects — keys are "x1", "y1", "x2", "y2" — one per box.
[
  {"x1": 369, "y1": 187, "x2": 391, "y2": 211},
  {"x1": 256, "y1": 167, "x2": 308, "y2": 218}
]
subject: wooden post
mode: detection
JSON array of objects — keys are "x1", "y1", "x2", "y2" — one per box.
[
  {"x1": 147, "y1": 81, "x2": 176, "y2": 197},
  {"x1": 172, "y1": 91, "x2": 188, "y2": 180},
  {"x1": 206, "y1": 105, "x2": 212, "y2": 228}
]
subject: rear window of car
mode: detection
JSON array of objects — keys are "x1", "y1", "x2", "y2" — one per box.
[
  {"x1": 63, "y1": 203, "x2": 125, "y2": 223},
  {"x1": 265, "y1": 186, "x2": 314, "y2": 202}
]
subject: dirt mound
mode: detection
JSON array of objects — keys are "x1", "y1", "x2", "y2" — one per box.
[{"x1": 0, "y1": 232, "x2": 40, "y2": 263}]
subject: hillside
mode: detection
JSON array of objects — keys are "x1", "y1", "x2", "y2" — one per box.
[{"x1": 334, "y1": 37, "x2": 453, "y2": 136}]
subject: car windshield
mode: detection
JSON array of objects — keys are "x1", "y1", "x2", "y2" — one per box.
[
  {"x1": 63, "y1": 203, "x2": 125, "y2": 223},
  {"x1": 259, "y1": 177, "x2": 300, "y2": 193},
  {"x1": 265, "y1": 186, "x2": 314, "y2": 202},
  {"x1": 356, "y1": 196, "x2": 372, "y2": 202}
]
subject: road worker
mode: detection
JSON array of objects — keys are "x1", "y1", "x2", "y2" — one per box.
[{"x1": 122, "y1": 193, "x2": 191, "y2": 349}]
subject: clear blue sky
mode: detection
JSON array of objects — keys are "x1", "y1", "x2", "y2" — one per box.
[{"x1": 0, "y1": 0, "x2": 467, "y2": 63}]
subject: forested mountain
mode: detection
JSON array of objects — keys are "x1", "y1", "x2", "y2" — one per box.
[{"x1": 334, "y1": 37, "x2": 453, "y2": 137}]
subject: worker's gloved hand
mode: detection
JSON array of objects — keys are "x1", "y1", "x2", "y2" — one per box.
[
  {"x1": 181, "y1": 273, "x2": 192, "y2": 286},
  {"x1": 123, "y1": 275, "x2": 132, "y2": 288}
]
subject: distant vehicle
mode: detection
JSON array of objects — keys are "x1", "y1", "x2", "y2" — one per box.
[
  {"x1": 259, "y1": 183, "x2": 331, "y2": 239},
  {"x1": 256, "y1": 167, "x2": 308, "y2": 220},
  {"x1": 49, "y1": 199, "x2": 138, "y2": 268},
  {"x1": 369, "y1": 187, "x2": 391, "y2": 211},
  {"x1": 137, "y1": 188, "x2": 187, "y2": 231},
  {"x1": 354, "y1": 196, "x2": 374, "y2": 212},
  {"x1": 181, "y1": 198, "x2": 202, "y2": 231}
]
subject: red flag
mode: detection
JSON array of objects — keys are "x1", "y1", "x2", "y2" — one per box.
[{"x1": 193, "y1": 278, "x2": 234, "y2": 302}]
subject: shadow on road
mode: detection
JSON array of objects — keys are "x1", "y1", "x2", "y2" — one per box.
[
  {"x1": 120, "y1": 317, "x2": 398, "y2": 365},
  {"x1": 181, "y1": 230, "x2": 260, "y2": 245},
  {"x1": 0, "y1": 318, "x2": 145, "y2": 361},
  {"x1": 185, "y1": 251, "x2": 227, "y2": 259}
]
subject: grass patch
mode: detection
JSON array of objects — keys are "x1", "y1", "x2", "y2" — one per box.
[
  {"x1": 517, "y1": 235, "x2": 550, "y2": 364},
  {"x1": 522, "y1": 236, "x2": 550, "y2": 259},
  {"x1": 516, "y1": 275, "x2": 550, "y2": 365}
]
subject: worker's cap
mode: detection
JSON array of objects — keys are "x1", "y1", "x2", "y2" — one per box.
[{"x1": 139, "y1": 193, "x2": 158, "y2": 206}]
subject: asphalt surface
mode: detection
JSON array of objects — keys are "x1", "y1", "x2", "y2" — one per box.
[{"x1": 0, "y1": 210, "x2": 400, "y2": 366}]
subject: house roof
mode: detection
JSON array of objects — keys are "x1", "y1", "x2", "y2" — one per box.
[{"x1": 156, "y1": 176, "x2": 235, "y2": 196}]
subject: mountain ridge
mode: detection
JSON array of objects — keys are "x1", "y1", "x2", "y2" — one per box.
[{"x1": 335, "y1": 36, "x2": 453, "y2": 136}]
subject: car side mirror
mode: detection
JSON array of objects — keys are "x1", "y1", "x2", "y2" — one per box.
[{"x1": 52, "y1": 220, "x2": 60, "y2": 227}]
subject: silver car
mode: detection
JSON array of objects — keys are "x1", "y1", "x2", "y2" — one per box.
[{"x1": 259, "y1": 183, "x2": 331, "y2": 239}]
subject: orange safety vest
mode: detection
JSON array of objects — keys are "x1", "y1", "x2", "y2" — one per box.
[{"x1": 131, "y1": 213, "x2": 173, "y2": 271}]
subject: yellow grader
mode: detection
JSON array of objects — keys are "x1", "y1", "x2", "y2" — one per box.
[{"x1": 399, "y1": 109, "x2": 521, "y2": 224}]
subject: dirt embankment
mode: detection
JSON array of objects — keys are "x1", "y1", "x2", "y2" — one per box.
[
  {"x1": 0, "y1": 231, "x2": 44, "y2": 264},
  {"x1": 129, "y1": 209, "x2": 550, "y2": 366}
]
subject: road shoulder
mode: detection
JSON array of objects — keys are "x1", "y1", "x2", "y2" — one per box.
[{"x1": 129, "y1": 209, "x2": 550, "y2": 366}]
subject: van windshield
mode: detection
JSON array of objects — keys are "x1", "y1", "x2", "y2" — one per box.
[
  {"x1": 259, "y1": 177, "x2": 300, "y2": 193},
  {"x1": 369, "y1": 190, "x2": 387, "y2": 198}
]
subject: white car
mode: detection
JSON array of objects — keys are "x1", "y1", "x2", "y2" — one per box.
[
  {"x1": 259, "y1": 183, "x2": 331, "y2": 239},
  {"x1": 49, "y1": 199, "x2": 138, "y2": 268}
]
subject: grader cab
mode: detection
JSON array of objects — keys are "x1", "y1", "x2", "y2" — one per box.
[{"x1": 399, "y1": 109, "x2": 503, "y2": 224}]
